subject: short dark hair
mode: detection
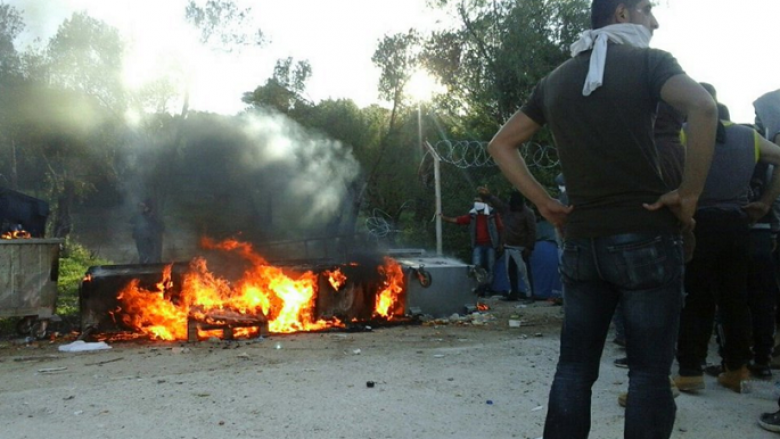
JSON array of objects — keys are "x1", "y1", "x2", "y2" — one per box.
[
  {"x1": 591, "y1": 0, "x2": 642, "y2": 29},
  {"x1": 509, "y1": 191, "x2": 526, "y2": 211}
]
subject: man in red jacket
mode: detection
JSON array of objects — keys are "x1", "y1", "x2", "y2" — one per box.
[{"x1": 441, "y1": 194, "x2": 503, "y2": 296}]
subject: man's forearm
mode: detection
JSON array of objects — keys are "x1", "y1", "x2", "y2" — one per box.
[
  {"x1": 489, "y1": 142, "x2": 553, "y2": 208},
  {"x1": 487, "y1": 111, "x2": 550, "y2": 208}
]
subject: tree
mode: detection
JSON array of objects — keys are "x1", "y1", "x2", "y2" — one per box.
[
  {"x1": 363, "y1": 31, "x2": 424, "y2": 228},
  {"x1": 422, "y1": 0, "x2": 590, "y2": 139},
  {"x1": 0, "y1": 3, "x2": 25, "y2": 190},
  {"x1": 185, "y1": 0, "x2": 265, "y2": 51},
  {"x1": 47, "y1": 12, "x2": 127, "y2": 115},
  {"x1": 36, "y1": 13, "x2": 131, "y2": 238},
  {"x1": 136, "y1": 0, "x2": 270, "y2": 214},
  {"x1": 303, "y1": 99, "x2": 385, "y2": 238},
  {"x1": 242, "y1": 57, "x2": 313, "y2": 115},
  {"x1": 0, "y1": 3, "x2": 24, "y2": 79}
]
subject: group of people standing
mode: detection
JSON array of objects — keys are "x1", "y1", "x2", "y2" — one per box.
[
  {"x1": 481, "y1": 0, "x2": 780, "y2": 437},
  {"x1": 440, "y1": 185, "x2": 559, "y2": 302}
]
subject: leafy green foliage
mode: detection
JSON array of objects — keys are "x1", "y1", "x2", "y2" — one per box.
[
  {"x1": 0, "y1": 3, "x2": 24, "y2": 79},
  {"x1": 422, "y1": 0, "x2": 590, "y2": 138},
  {"x1": 185, "y1": 0, "x2": 265, "y2": 50},
  {"x1": 242, "y1": 57, "x2": 313, "y2": 114},
  {"x1": 57, "y1": 240, "x2": 112, "y2": 316},
  {"x1": 47, "y1": 12, "x2": 127, "y2": 113},
  {"x1": 372, "y1": 30, "x2": 422, "y2": 104},
  {"x1": 0, "y1": 0, "x2": 585, "y2": 266}
]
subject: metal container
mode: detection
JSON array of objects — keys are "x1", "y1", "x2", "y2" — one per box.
[
  {"x1": 396, "y1": 255, "x2": 479, "y2": 318},
  {"x1": 79, "y1": 262, "x2": 191, "y2": 333},
  {"x1": 0, "y1": 239, "x2": 63, "y2": 326}
]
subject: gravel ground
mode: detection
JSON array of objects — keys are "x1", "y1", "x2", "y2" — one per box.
[{"x1": 0, "y1": 298, "x2": 777, "y2": 439}]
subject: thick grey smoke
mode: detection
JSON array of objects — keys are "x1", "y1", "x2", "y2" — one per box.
[
  {"x1": 116, "y1": 107, "x2": 363, "y2": 262},
  {"x1": 238, "y1": 108, "x2": 361, "y2": 227}
]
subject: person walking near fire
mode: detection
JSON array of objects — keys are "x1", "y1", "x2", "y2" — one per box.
[
  {"x1": 487, "y1": 0, "x2": 718, "y2": 437},
  {"x1": 478, "y1": 186, "x2": 536, "y2": 301},
  {"x1": 131, "y1": 198, "x2": 165, "y2": 264},
  {"x1": 440, "y1": 193, "x2": 503, "y2": 297}
]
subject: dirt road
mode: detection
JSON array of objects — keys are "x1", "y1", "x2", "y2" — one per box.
[{"x1": 0, "y1": 299, "x2": 776, "y2": 439}]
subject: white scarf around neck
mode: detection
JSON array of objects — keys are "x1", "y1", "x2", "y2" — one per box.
[
  {"x1": 570, "y1": 23, "x2": 652, "y2": 96},
  {"x1": 470, "y1": 205, "x2": 491, "y2": 215}
]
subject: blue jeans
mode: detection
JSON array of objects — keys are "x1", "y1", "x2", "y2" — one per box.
[
  {"x1": 472, "y1": 244, "x2": 496, "y2": 284},
  {"x1": 543, "y1": 232, "x2": 684, "y2": 439}
]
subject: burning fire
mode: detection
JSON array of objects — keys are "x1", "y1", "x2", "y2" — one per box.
[
  {"x1": 325, "y1": 268, "x2": 347, "y2": 290},
  {"x1": 1, "y1": 229, "x2": 31, "y2": 239},
  {"x1": 113, "y1": 238, "x2": 406, "y2": 341},
  {"x1": 374, "y1": 257, "x2": 404, "y2": 320}
]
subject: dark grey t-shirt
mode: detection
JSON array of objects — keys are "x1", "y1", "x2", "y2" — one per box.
[{"x1": 522, "y1": 44, "x2": 684, "y2": 239}]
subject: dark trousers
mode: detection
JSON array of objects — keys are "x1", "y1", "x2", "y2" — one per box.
[
  {"x1": 747, "y1": 229, "x2": 778, "y2": 364},
  {"x1": 677, "y1": 215, "x2": 751, "y2": 373},
  {"x1": 136, "y1": 235, "x2": 163, "y2": 264},
  {"x1": 543, "y1": 232, "x2": 683, "y2": 439},
  {"x1": 713, "y1": 229, "x2": 778, "y2": 365}
]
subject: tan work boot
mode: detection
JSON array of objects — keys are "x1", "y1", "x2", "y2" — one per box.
[
  {"x1": 618, "y1": 392, "x2": 627, "y2": 407},
  {"x1": 671, "y1": 377, "x2": 681, "y2": 397},
  {"x1": 617, "y1": 377, "x2": 681, "y2": 407},
  {"x1": 717, "y1": 365, "x2": 750, "y2": 392},
  {"x1": 673, "y1": 374, "x2": 705, "y2": 392}
]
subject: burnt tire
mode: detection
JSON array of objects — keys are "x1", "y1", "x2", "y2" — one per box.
[{"x1": 16, "y1": 316, "x2": 49, "y2": 339}]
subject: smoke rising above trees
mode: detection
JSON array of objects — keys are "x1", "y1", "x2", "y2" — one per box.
[{"x1": 0, "y1": 0, "x2": 588, "y2": 263}]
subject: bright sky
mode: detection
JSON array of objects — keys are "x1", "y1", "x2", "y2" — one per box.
[
  {"x1": 5, "y1": 0, "x2": 780, "y2": 123},
  {"x1": 652, "y1": 0, "x2": 779, "y2": 124}
]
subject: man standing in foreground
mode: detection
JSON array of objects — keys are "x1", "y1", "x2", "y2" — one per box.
[{"x1": 487, "y1": 1, "x2": 717, "y2": 438}]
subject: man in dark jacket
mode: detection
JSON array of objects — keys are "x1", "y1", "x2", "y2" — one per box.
[{"x1": 479, "y1": 186, "x2": 536, "y2": 300}]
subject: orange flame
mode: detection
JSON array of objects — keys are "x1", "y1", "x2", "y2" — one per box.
[
  {"x1": 477, "y1": 303, "x2": 489, "y2": 311},
  {"x1": 1, "y1": 229, "x2": 31, "y2": 239},
  {"x1": 325, "y1": 268, "x2": 347, "y2": 290},
  {"x1": 114, "y1": 239, "x2": 414, "y2": 341},
  {"x1": 374, "y1": 257, "x2": 404, "y2": 320}
]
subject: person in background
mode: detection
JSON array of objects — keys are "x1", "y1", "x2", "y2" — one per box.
[
  {"x1": 529, "y1": 213, "x2": 564, "y2": 303},
  {"x1": 479, "y1": 186, "x2": 536, "y2": 301},
  {"x1": 440, "y1": 194, "x2": 503, "y2": 297},
  {"x1": 751, "y1": 88, "x2": 780, "y2": 434},
  {"x1": 673, "y1": 85, "x2": 780, "y2": 394},
  {"x1": 700, "y1": 82, "x2": 732, "y2": 124},
  {"x1": 131, "y1": 198, "x2": 165, "y2": 264},
  {"x1": 487, "y1": 0, "x2": 718, "y2": 436},
  {"x1": 744, "y1": 157, "x2": 780, "y2": 380}
]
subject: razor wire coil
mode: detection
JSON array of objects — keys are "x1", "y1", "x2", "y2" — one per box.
[
  {"x1": 365, "y1": 208, "x2": 401, "y2": 241},
  {"x1": 430, "y1": 140, "x2": 559, "y2": 169}
]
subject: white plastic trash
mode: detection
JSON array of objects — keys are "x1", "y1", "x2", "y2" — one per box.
[{"x1": 58, "y1": 340, "x2": 112, "y2": 352}]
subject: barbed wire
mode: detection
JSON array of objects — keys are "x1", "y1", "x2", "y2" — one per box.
[
  {"x1": 429, "y1": 140, "x2": 560, "y2": 169},
  {"x1": 365, "y1": 208, "x2": 401, "y2": 241}
]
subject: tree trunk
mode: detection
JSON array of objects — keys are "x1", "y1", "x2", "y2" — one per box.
[
  {"x1": 9, "y1": 140, "x2": 18, "y2": 190},
  {"x1": 52, "y1": 180, "x2": 75, "y2": 239}
]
